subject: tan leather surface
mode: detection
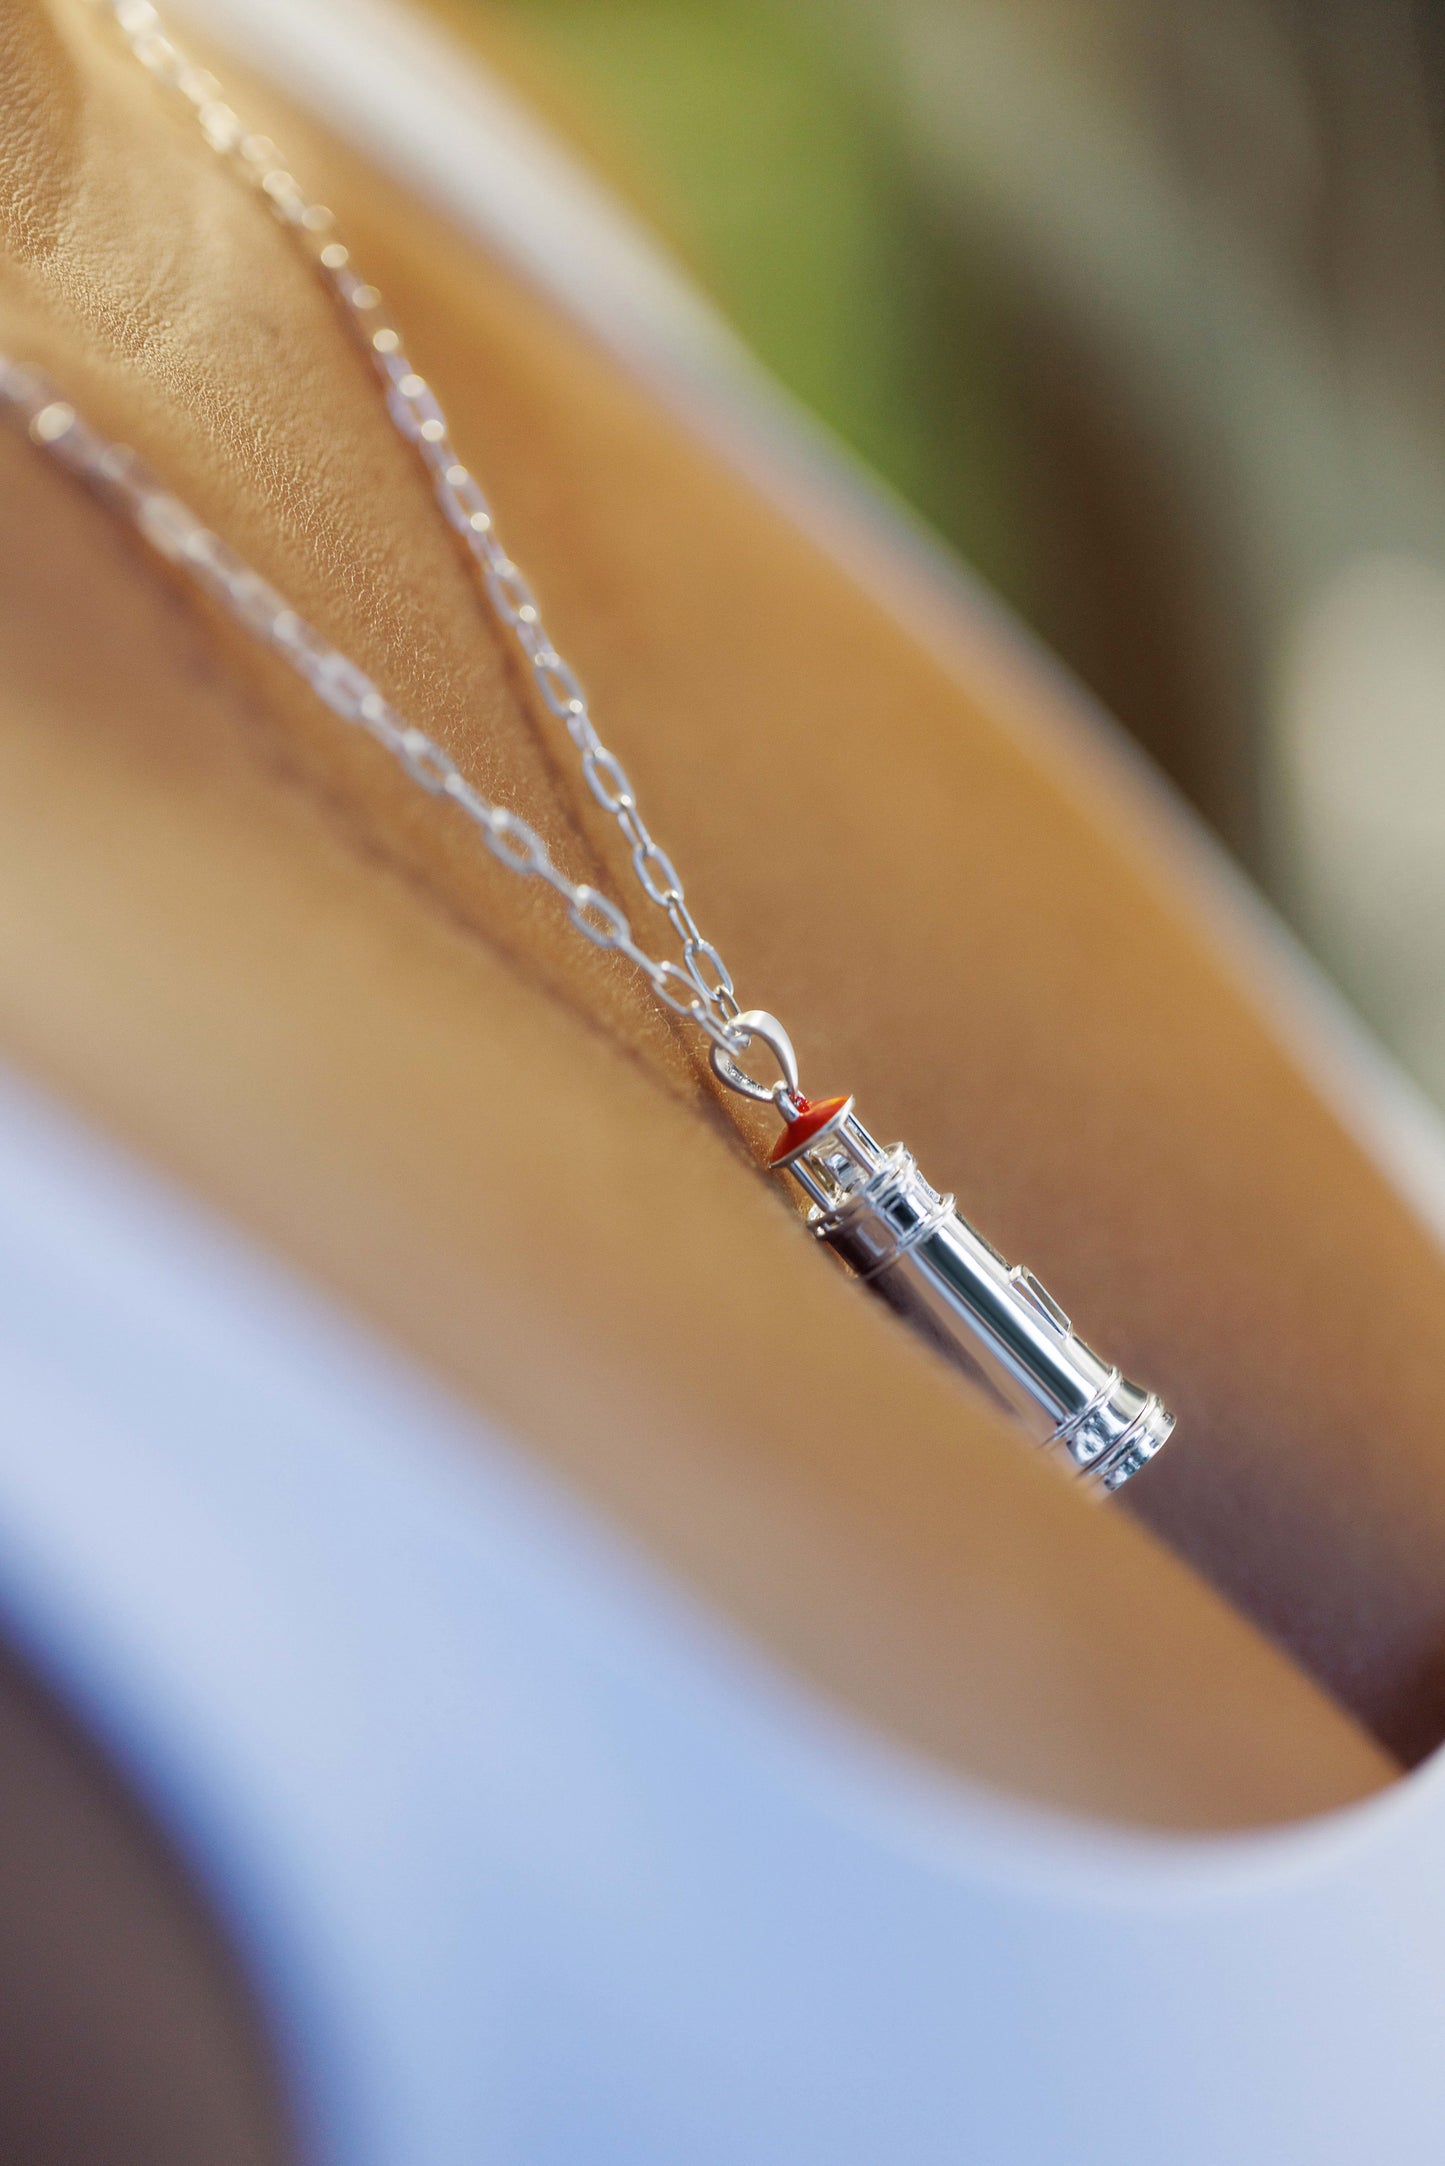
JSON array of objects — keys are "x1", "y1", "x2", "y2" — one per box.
[{"x1": 0, "y1": 0, "x2": 1421, "y2": 1824}]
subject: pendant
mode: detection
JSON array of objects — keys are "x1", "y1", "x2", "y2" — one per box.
[{"x1": 715, "y1": 1014, "x2": 1173, "y2": 1494}]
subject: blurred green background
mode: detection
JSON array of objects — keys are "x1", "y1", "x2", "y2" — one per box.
[
  {"x1": 491, "y1": 0, "x2": 1445, "y2": 1105},
  {"x1": 491, "y1": 0, "x2": 1026, "y2": 630}
]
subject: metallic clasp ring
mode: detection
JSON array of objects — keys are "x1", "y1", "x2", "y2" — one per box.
[{"x1": 709, "y1": 1009, "x2": 801, "y2": 1107}]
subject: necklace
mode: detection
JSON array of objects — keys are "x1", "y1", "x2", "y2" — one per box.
[{"x1": 1, "y1": 0, "x2": 1174, "y2": 1492}]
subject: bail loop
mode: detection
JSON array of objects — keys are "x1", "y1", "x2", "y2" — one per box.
[{"x1": 709, "y1": 1009, "x2": 801, "y2": 1108}]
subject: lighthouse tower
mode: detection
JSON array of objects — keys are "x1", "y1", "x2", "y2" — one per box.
[{"x1": 771, "y1": 1095, "x2": 1173, "y2": 1494}]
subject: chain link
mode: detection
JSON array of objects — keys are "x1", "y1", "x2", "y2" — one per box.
[
  {"x1": 0, "y1": 358, "x2": 754, "y2": 1069},
  {"x1": 95, "y1": 0, "x2": 747, "y2": 1046}
]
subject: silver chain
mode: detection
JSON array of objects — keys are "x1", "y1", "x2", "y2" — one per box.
[
  {"x1": 40, "y1": 0, "x2": 793, "y2": 1090},
  {"x1": 0, "y1": 357, "x2": 758, "y2": 1066}
]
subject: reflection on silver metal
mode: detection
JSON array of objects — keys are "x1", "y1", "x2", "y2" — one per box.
[
  {"x1": 773, "y1": 1098, "x2": 1173, "y2": 1494},
  {"x1": 709, "y1": 1009, "x2": 801, "y2": 1105}
]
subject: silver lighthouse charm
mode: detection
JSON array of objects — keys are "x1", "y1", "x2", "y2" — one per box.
[{"x1": 771, "y1": 1094, "x2": 1174, "y2": 1493}]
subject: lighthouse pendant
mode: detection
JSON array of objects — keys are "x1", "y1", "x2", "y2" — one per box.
[{"x1": 771, "y1": 1093, "x2": 1174, "y2": 1494}]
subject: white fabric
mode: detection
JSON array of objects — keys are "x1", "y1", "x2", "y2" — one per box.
[
  {"x1": 2, "y1": 1069, "x2": 1445, "y2": 2165},
  {"x1": 11, "y1": 5, "x2": 1444, "y2": 2155}
]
